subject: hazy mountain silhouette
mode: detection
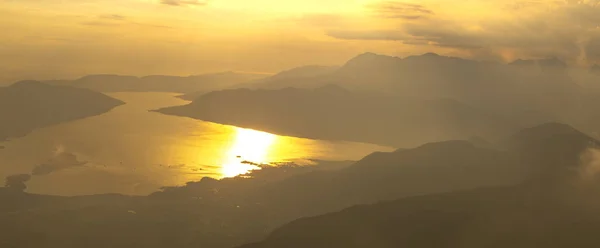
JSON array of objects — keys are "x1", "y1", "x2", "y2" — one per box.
[
  {"x1": 331, "y1": 53, "x2": 580, "y2": 117},
  {"x1": 158, "y1": 52, "x2": 600, "y2": 146},
  {"x1": 44, "y1": 71, "x2": 265, "y2": 94},
  {"x1": 177, "y1": 67, "x2": 335, "y2": 101},
  {"x1": 333, "y1": 53, "x2": 589, "y2": 120},
  {"x1": 156, "y1": 85, "x2": 517, "y2": 147},
  {"x1": 0, "y1": 81, "x2": 124, "y2": 141},
  {"x1": 261, "y1": 65, "x2": 338, "y2": 82},
  {"x1": 238, "y1": 123, "x2": 600, "y2": 248}
]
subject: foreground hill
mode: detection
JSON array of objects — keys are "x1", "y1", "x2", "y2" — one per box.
[
  {"x1": 156, "y1": 85, "x2": 517, "y2": 147},
  {"x1": 44, "y1": 71, "x2": 266, "y2": 94},
  {"x1": 0, "y1": 81, "x2": 124, "y2": 141},
  {"x1": 239, "y1": 183, "x2": 600, "y2": 248},
  {"x1": 239, "y1": 123, "x2": 600, "y2": 248}
]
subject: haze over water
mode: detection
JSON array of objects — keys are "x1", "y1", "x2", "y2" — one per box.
[{"x1": 0, "y1": 92, "x2": 392, "y2": 196}]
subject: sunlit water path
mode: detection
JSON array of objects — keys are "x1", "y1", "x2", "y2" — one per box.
[{"x1": 0, "y1": 92, "x2": 393, "y2": 196}]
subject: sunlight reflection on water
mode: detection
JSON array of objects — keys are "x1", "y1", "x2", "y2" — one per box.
[
  {"x1": 221, "y1": 128, "x2": 276, "y2": 178},
  {"x1": 0, "y1": 93, "x2": 393, "y2": 196}
]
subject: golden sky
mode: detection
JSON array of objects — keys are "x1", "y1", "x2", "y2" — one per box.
[{"x1": 1, "y1": 0, "x2": 599, "y2": 82}]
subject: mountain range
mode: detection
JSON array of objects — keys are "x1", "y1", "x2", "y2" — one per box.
[
  {"x1": 156, "y1": 52, "x2": 600, "y2": 147},
  {"x1": 177, "y1": 65, "x2": 337, "y2": 100},
  {"x1": 42, "y1": 71, "x2": 266, "y2": 94}
]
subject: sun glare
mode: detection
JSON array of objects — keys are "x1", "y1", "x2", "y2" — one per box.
[{"x1": 220, "y1": 128, "x2": 277, "y2": 178}]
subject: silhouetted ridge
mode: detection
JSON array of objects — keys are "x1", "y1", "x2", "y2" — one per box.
[
  {"x1": 340, "y1": 52, "x2": 401, "y2": 71},
  {"x1": 11, "y1": 80, "x2": 50, "y2": 88},
  {"x1": 44, "y1": 72, "x2": 265, "y2": 94},
  {"x1": 80, "y1": 74, "x2": 138, "y2": 81},
  {"x1": 509, "y1": 59, "x2": 536, "y2": 66},
  {"x1": 267, "y1": 65, "x2": 337, "y2": 81},
  {"x1": 422, "y1": 52, "x2": 441, "y2": 57},
  {"x1": 415, "y1": 139, "x2": 473, "y2": 149},
  {"x1": 0, "y1": 81, "x2": 124, "y2": 141},
  {"x1": 156, "y1": 87, "x2": 514, "y2": 147},
  {"x1": 404, "y1": 52, "x2": 474, "y2": 64}
]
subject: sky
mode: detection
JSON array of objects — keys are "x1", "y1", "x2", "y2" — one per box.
[{"x1": 1, "y1": 0, "x2": 600, "y2": 83}]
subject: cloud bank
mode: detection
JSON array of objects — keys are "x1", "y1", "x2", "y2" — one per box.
[{"x1": 326, "y1": 1, "x2": 600, "y2": 64}]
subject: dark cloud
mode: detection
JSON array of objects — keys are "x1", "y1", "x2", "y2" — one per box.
[
  {"x1": 368, "y1": 1, "x2": 434, "y2": 20},
  {"x1": 160, "y1": 0, "x2": 208, "y2": 6},
  {"x1": 31, "y1": 152, "x2": 88, "y2": 176},
  {"x1": 5, "y1": 174, "x2": 31, "y2": 192}
]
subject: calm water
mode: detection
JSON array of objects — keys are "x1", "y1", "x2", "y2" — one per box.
[{"x1": 0, "y1": 92, "x2": 392, "y2": 196}]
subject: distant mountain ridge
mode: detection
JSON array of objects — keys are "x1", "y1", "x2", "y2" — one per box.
[
  {"x1": 161, "y1": 52, "x2": 600, "y2": 146},
  {"x1": 42, "y1": 71, "x2": 267, "y2": 94},
  {"x1": 0, "y1": 81, "x2": 124, "y2": 141},
  {"x1": 177, "y1": 66, "x2": 337, "y2": 101}
]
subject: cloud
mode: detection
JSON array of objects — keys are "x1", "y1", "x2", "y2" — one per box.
[
  {"x1": 326, "y1": 29, "x2": 409, "y2": 41},
  {"x1": 99, "y1": 14, "x2": 126, "y2": 21},
  {"x1": 4, "y1": 174, "x2": 31, "y2": 191},
  {"x1": 81, "y1": 14, "x2": 172, "y2": 29},
  {"x1": 326, "y1": 1, "x2": 600, "y2": 64},
  {"x1": 578, "y1": 147, "x2": 600, "y2": 184},
  {"x1": 160, "y1": 0, "x2": 208, "y2": 6},
  {"x1": 367, "y1": 1, "x2": 434, "y2": 20},
  {"x1": 31, "y1": 152, "x2": 88, "y2": 176},
  {"x1": 81, "y1": 14, "x2": 126, "y2": 27},
  {"x1": 81, "y1": 21, "x2": 121, "y2": 27}
]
